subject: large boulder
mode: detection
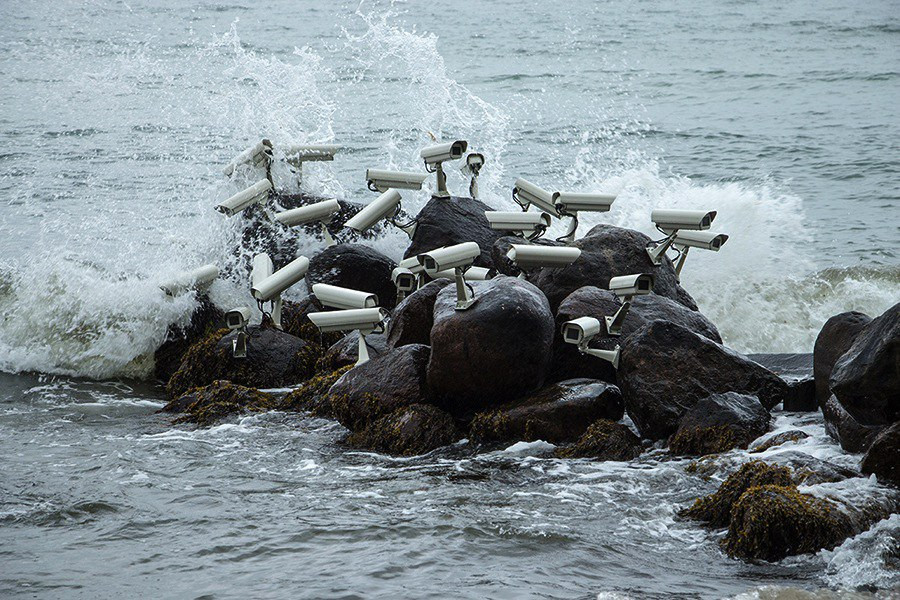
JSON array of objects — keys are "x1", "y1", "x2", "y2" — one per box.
[
  {"x1": 555, "y1": 419, "x2": 643, "y2": 461},
  {"x1": 550, "y1": 286, "x2": 721, "y2": 384},
  {"x1": 385, "y1": 279, "x2": 453, "y2": 349},
  {"x1": 469, "y1": 379, "x2": 624, "y2": 445},
  {"x1": 821, "y1": 394, "x2": 884, "y2": 453},
  {"x1": 618, "y1": 321, "x2": 790, "y2": 440},
  {"x1": 830, "y1": 302, "x2": 900, "y2": 426},
  {"x1": 305, "y1": 243, "x2": 398, "y2": 309},
  {"x1": 403, "y1": 196, "x2": 501, "y2": 269},
  {"x1": 153, "y1": 295, "x2": 225, "y2": 382},
  {"x1": 160, "y1": 380, "x2": 275, "y2": 427},
  {"x1": 427, "y1": 276, "x2": 555, "y2": 417},
  {"x1": 327, "y1": 344, "x2": 431, "y2": 431},
  {"x1": 346, "y1": 404, "x2": 460, "y2": 456},
  {"x1": 813, "y1": 311, "x2": 872, "y2": 406},
  {"x1": 669, "y1": 392, "x2": 770, "y2": 456},
  {"x1": 531, "y1": 224, "x2": 697, "y2": 312},
  {"x1": 861, "y1": 422, "x2": 900, "y2": 486},
  {"x1": 165, "y1": 326, "x2": 318, "y2": 399}
]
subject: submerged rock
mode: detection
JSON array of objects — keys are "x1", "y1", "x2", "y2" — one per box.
[
  {"x1": 531, "y1": 224, "x2": 697, "y2": 312},
  {"x1": 161, "y1": 380, "x2": 275, "y2": 427},
  {"x1": 669, "y1": 392, "x2": 770, "y2": 456},
  {"x1": 153, "y1": 295, "x2": 224, "y2": 383},
  {"x1": 813, "y1": 311, "x2": 872, "y2": 406},
  {"x1": 346, "y1": 404, "x2": 460, "y2": 456},
  {"x1": 385, "y1": 279, "x2": 453, "y2": 349},
  {"x1": 305, "y1": 243, "x2": 398, "y2": 309},
  {"x1": 427, "y1": 276, "x2": 555, "y2": 417},
  {"x1": 821, "y1": 394, "x2": 883, "y2": 453},
  {"x1": 403, "y1": 196, "x2": 501, "y2": 270},
  {"x1": 618, "y1": 321, "x2": 789, "y2": 440},
  {"x1": 555, "y1": 419, "x2": 643, "y2": 461},
  {"x1": 469, "y1": 379, "x2": 624, "y2": 445},
  {"x1": 861, "y1": 422, "x2": 900, "y2": 486},
  {"x1": 750, "y1": 430, "x2": 810, "y2": 453}
]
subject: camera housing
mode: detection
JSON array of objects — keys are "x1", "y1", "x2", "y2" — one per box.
[
  {"x1": 513, "y1": 178, "x2": 560, "y2": 217},
  {"x1": 274, "y1": 199, "x2": 341, "y2": 246},
  {"x1": 604, "y1": 273, "x2": 655, "y2": 336},
  {"x1": 366, "y1": 169, "x2": 427, "y2": 193},
  {"x1": 420, "y1": 140, "x2": 468, "y2": 197},
  {"x1": 225, "y1": 306, "x2": 252, "y2": 358},
  {"x1": 485, "y1": 211, "x2": 552, "y2": 238},
  {"x1": 561, "y1": 316, "x2": 620, "y2": 369},
  {"x1": 506, "y1": 245, "x2": 581, "y2": 274},
  {"x1": 215, "y1": 179, "x2": 273, "y2": 217},
  {"x1": 417, "y1": 242, "x2": 481, "y2": 310},
  {"x1": 555, "y1": 191, "x2": 617, "y2": 242},
  {"x1": 462, "y1": 153, "x2": 485, "y2": 199},
  {"x1": 307, "y1": 307, "x2": 390, "y2": 365},
  {"x1": 672, "y1": 230, "x2": 729, "y2": 280},
  {"x1": 646, "y1": 209, "x2": 718, "y2": 265},
  {"x1": 223, "y1": 139, "x2": 273, "y2": 177},
  {"x1": 431, "y1": 265, "x2": 493, "y2": 281},
  {"x1": 392, "y1": 267, "x2": 418, "y2": 304},
  {"x1": 343, "y1": 189, "x2": 414, "y2": 237},
  {"x1": 159, "y1": 264, "x2": 219, "y2": 298},
  {"x1": 312, "y1": 283, "x2": 379, "y2": 310},
  {"x1": 251, "y1": 255, "x2": 310, "y2": 329}
]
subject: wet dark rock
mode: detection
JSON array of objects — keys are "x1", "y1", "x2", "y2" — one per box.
[
  {"x1": 555, "y1": 419, "x2": 643, "y2": 460},
  {"x1": 490, "y1": 235, "x2": 566, "y2": 277},
  {"x1": 813, "y1": 311, "x2": 872, "y2": 406},
  {"x1": 327, "y1": 344, "x2": 431, "y2": 431},
  {"x1": 277, "y1": 366, "x2": 352, "y2": 416},
  {"x1": 402, "y1": 196, "x2": 501, "y2": 270},
  {"x1": 154, "y1": 295, "x2": 225, "y2": 383},
  {"x1": 782, "y1": 377, "x2": 817, "y2": 412},
  {"x1": 750, "y1": 430, "x2": 810, "y2": 453},
  {"x1": 618, "y1": 321, "x2": 790, "y2": 440},
  {"x1": 768, "y1": 451, "x2": 858, "y2": 485},
  {"x1": 550, "y1": 286, "x2": 722, "y2": 384},
  {"x1": 161, "y1": 380, "x2": 275, "y2": 427},
  {"x1": 165, "y1": 326, "x2": 319, "y2": 399},
  {"x1": 305, "y1": 243, "x2": 398, "y2": 309},
  {"x1": 861, "y1": 422, "x2": 900, "y2": 486},
  {"x1": 385, "y1": 279, "x2": 453, "y2": 349},
  {"x1": 317, "y1": 330, "x2": 389, "y2": 371},
  {"x1": 469, "y1": 379, "x2": 624, "y2": 445},
  {"x1": 346, "y1": 404, "x2": 461, "y2": 456},
  {"x1": 747, "y1": 353, "x2": 814, "y2": 380},
  {"x1": 669, "y1": 392, "x2": 770, "y2": 456},
  {"x1": 531, "y1": 224, "x2": 697, "y2": 313},
  {"x1": 830, "y1": 302, "x2": 900, "y2": 426},
  {"x1": 280, "y1": 296, "x2": 322, "y2": 337},
  {"x1": 821, "y1": 394, "x2": 884, "y2": 453},
  {"x1": 427, "y1": 276, "x2": 555, "y2": 418}
]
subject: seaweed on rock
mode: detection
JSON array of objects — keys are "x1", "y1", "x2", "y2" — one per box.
[{"x1": 555, "y1": 419, "x2": 643, "y2": 461}]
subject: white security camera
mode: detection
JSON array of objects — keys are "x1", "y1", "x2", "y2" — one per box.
[
  {"x1": 223, "y1": 139, "x2": 273, "y2": 177},
  {"x1": 311, "y1": 283, "x2": 378, "y2": 310},
  {"x1": 505, "y1": 245, "x2": 581, "y2": 277},
  {"x1": 225, "y1": 306, "x2": 252, "y2": 358},
  {"x1": 484, "y1": 211, "x2": 552, "y2": 239},
  {"x1": 461, "y1": 153, "x2": 485, "y2": 199},
  {"x1": 431, "y1": 266, "x2": 493, "y2": 281},
  {"x1": 251, "y1": 255, "x2": 310, "y2": 329},
  {"x1": 274, "y1": 199, "x2": 341, "y2": 247},
  {"x1": 215, "y1": 179, "x2": 273, "y2": 217},
  {"x1": 392, "y1": 267, "x2": 418, "y2": 304},
  {"x1": 159, "y1": 264, "x2": 219, "y2": 298},
  {"x1": 343, "y1": 189, "x2": 415, "y2": 238},
  {"x1": 646, "y1": 209, "x2": 718, "y2": 265},
  {"x1": 420, "y1": 140, "x2": 468, "y2": 197},
  {"x1": 554, "y1": 191, "x2": 617, "y2": 242},
  {"x1": 604, "y1": 273, "x2": 654, "y2": 336},
  {"x1": 307, "y1": 307, "x2": 390, "y2": 365},
  {"x1": 672, "y1": 230, "x2": 729, "y2": 280},
  {"x1": 561, "y1": 316, "x2": 620, "y2": 369},
  {"x1": 417, "y1": 241, "x2": 481, "y2": 310},
  {"x1": 366, "y1": 169, "x2": 428, "y2": 193},
  {"x1": 281, "y1": 144, "x2": 340, "y2": 185},
  {"x1": 513, "y1": 178, "x2": 560, "y2": 217}
]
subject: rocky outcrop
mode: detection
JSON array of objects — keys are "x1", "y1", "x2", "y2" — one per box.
[
  {"x1": 153, "y1": 295, "x2": 224, "y2": 383},
  {"x1": 531, "y1": 224, "x2": 697, "y2": 312},
  {"x1": 161, "y1": 380, "x2": 275, "y2": 426},
  {"x1": 669, "y1": 392, "x2": 770, "y2": 456},
  {"x1": 555, "y1": 419, "x2": 643, "y2": 461},
  {"x1": 403, "y1": 196, "x2": 501, "y2": 270},
  {"x1": 469, "y1": 379, "x2": 624, "y2": 445},
  {"x1": 427, "y1": 276, "x2": 555, "y2": 417},
  {"x1": 346, "y1": 404, "x2": 460, "y2": 456},
  {"x1": 813, "y1": 311, "x2": 872, "y2": 406},
  {"x1": 618, "y1": 321, "x2": 789, "y2": 440},
  {"x1": 385, "y1": 279, "x2": 453, "y2": 349},
  {"x1": 861, "y1": 422, "x2": 900, "y2": 486},
  {"x1": 305, "y1": 243, "x2": 398, "y2": 309}
]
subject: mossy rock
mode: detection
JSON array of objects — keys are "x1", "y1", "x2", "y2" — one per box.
[
  {"x1": 681, "y1": 460, "x2": 793, "y2": 527},
  {"x1": 670, "y1": 424, "x2": 748, "y2": 457},
  {"x1": 668, "y1": 392, "x2": 770, "y2": 456},
  {"x1": 723, "y1": 484, "x2": 854, "y2": 561},
  {"x1": 346, "y1": 404, "x2": 460, "y2": 456},
  {"x1": 161, "y1": 380, "x2": 276, "y2": 427},
  {"x1": 750, "y1": 430, "x2": 810, "y2": 453},
  {"x1": 277, "y1": 366, "x2": 352, "y2": 416},
  {"x1": 555, "y1": 419, "x2": 643, "y2": 461}
]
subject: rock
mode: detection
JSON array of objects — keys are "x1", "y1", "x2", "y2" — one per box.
[
  {"x1": 327, "y1": 344, "x2": 431, "y2": 431},
  {"x1": 723, "y1": 485, "x2": 855, "y2": 561},
  {"x1": 305, "y1": 243, "x2": 398, "y2": 310},
  {"x1": 555, "y1": 419, "x2": 643, "y2": 461},
  {"x1": 160, "y1": 380, "x2": 275, "y2": 427},
  {"x1": 813, "y1": 311, "x2": 872, "y2": 406},
  {"x1": 747, "y1": 353, "x2": 814, "y2": 380},
  {"x1": 469, "y1": 379, "x2": 624, "y2": 445},
  {"x1": 861, "y1": 422, "x2": 900, "y2": 486},
  {"x1": 402, "y1": 196, "x2": 502, "y2": 270},
  {"x1": 153, "y1": 295, "x2": 225, "y2": 382},
  {"x1": 165, "y1": 326, "x2": 319, "y2": 399},
  {"x1": 280, "y1": 296, "x2": 322, "y2": 337},
  {"x1": 681, "y1": 460, "x2": 795, "y2": 527},
  {"x1": 490, "y1": 235, "x2": 565, "y2": 277},
  {"x1": 821, "y1": 394, "x2": 884, "y2": 453},
  {"x1": 317, "y1": 330, "x2": 389, "y2": 371},
  {"x1": 427, "y1": 276, "x2": 555, "y2": 417},
  {"x1": 346, "y1": 404, "x2": 460, "y2": 456},
  {"x1": 550, "y1": 286, "x2": 722, "y2": 384},
  {"x1": 669, "y1": 392, "x2": 770, "y2": 456},
  {"x1": 531, "y1": 224, "x2": 697, "y2": 312},
  {"x1": 782, "y1": 377, "x2": 817, "y2": 412},
  {"x1": 385, "y1": 279, "x2": 453, "y2": 349},
  {"x1": 619, "y1": 321, "x2": 790, "y2": 440},
  {"x1": 830, "y1": 302, "x2": 900, "y2": 426},
  {"x1": 768, "y1": 451, "x2": 858, "y2": 485},
  {"x1": 276, "y1": 366, "x2": 352, "y2": 416},
  {"x1": 750, "y1": 430, "x2": 810, "y2": 453}
]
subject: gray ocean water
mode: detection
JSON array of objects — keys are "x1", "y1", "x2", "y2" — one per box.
[{"x1": 1, "y1": 0, "x2": 898, "y2": 598}]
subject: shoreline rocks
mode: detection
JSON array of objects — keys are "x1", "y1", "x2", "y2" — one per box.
[{"x1": 669, "y1": 392, "x2": 770, "y2": 456}]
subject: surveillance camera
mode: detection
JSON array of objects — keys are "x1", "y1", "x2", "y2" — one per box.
[
  {"x1": 417, "y1": 241, "x2": 481, "y2": 310},
  {"x1": 225, "y1": 306, "x2": 252, "y2": 358},
  {"x1": 651, "y1": 209, "x2": 716, "y2": 233},
  {"x1": 555, "y1": 192, "x2": 616, "y2": 215},
  {"x1": 159, "y1": 264, "x2": 219, "y2": 298},
  {"x1": 307, "y1": 307, "x2": 390, "y2": 365},
  {"x1": 274, "y1": 199, "x2": 341, "y2": 246},
  {"x1": 392, "y1": 267, "x2": 418, "y2": 303},
  {"x1": 561, "y1": 316, "x2": 621, "y2": 369},
  {"x1": 251, "y1": 255, "x2": 310, "y2": 302},
  {"x1": 215, "y1": 179, "x2": 272, "y2": 217},
  {"x1": 282, "y1": 144, "x2": 340, "y2": 167},
  {"x1": 251, "y1": 253, "x2": 274, "y2": 290},
  {"x1": 366, "y1": 169, "x2": 428, "y2": 193},
  {"x1": 485, "y1": 211, "x2": 552, "y2": 237},
  {"x1": 506, "y1": 245, "x2": 582, "y2": 271},
  {"x1": 223, "y1": 139, "x2": 273, "y2": 176},
  {"x1": 672, "y1": 230, "x2": 729, "y2": 280},
  {"x1": 513, "y1": 178, "x2": 560, "y2": 217},
  {"x1": 604, "y1": 273, "x2": 654, "y2": 336},
  {"x1": 343, "y1": 189, "x2": 405, "y2": 234},
  {"x1": 420, "y1": 140, "x2": 468, "y2": 197},
  {"x1": 464, "y1": 153, "x2": 485, "y2": 173},
  {"x1": 431, "y1": 265, "x2": 493, "y2": 281},
  {"x1": 312, "y1": 283, "x2": 378, "y2": 310}
]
